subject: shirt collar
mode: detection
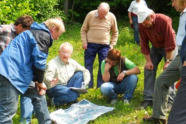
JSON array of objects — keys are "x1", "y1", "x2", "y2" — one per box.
[
  {"x1": 95, "y1": 10, "x2": 108, "y2": 19},
  {"x1": 181, "y1": 8, "x2": 186, "y2": 15}
]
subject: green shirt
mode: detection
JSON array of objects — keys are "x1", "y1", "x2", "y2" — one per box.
[{"x1": 101, "y1": 57, "x2": 136, "y2": 75}]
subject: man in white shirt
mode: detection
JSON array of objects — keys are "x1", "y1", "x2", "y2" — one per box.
[
  {"x1": 44, "y1": 42, "x2": 90, "y2": 106},
  {"x1": 128, "y1": 0, "x2": 147, "y2": 44}
]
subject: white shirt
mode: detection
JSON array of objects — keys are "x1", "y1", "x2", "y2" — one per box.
[
  {"x1": 128, "y1": 0, "x2": 147, "y2": 15},
  {"x1": 176, "y1": 8, "x2": 186, "y2": 47},
  {"x1": 44, "y1": 56, "x2": 90, "y2": 89}
]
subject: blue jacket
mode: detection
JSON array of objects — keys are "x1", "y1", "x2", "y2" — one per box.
[
  {"x1": 180, "y1": 22, "x2": 186, "y2": 64},
  {"x1": 0, "y1": 22, "x2": 53, "y2": 94}
]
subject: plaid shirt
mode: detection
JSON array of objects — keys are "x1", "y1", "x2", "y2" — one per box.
[{"x1": 0, "y1": 24, "x2": 17, "y2": 54}]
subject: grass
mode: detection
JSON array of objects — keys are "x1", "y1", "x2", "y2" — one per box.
[{"x1": 13, "y1": 17, "x2": 179, "y2": 124}]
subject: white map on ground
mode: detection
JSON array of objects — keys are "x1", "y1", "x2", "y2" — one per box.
[{"x1": 50, "y1": 99, "x2": 114, "y2": 124}]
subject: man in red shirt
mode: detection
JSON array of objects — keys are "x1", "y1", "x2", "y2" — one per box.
[{"x1": 137, "y1": 7, "x2": 176, "y2": 111}]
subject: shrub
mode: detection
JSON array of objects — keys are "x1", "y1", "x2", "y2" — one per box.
[{"x1": 0, "y1": 0, "x2": 65, "y2": 24}]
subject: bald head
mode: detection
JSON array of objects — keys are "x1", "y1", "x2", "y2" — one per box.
[{"x1": 98, "y1": 2, "x2": 110, "y2": 19}]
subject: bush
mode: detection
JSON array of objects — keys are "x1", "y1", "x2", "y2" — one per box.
[{"x1": 0, "y1": 0, "x2": 65, "y2": 24}]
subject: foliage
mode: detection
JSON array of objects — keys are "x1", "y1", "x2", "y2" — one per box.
[
  {"x1": 0, "y1": 0, "x2": 65, "y2": 24},
  {"x1": 66, "y1": 0, "x2": 179, "y2": 23},
  {"x1": 29, "y1": 0, "x2": 66, "y2": 22},
  {"x1": 0, "y1": 0, "x2": 180, "y2": 24},
  {"x1": 0, "y1": 0, "x2": 37, "y2": 24}
]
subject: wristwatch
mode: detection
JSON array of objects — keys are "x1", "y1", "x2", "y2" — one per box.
[
  {"x1": 123, "y1": 70, "x2": 127, "y2": 75},
  {"x1": 166, "y1": 59, "x2": 172, "y2": 63}
]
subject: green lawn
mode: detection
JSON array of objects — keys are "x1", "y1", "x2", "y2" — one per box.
[{"x1": 13, "y1": 19, "x2": 173, "y2": 124}]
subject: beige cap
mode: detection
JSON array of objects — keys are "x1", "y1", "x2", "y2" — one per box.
[{"x1": 137, "y1": 7, "x2": 154, "y2": 23}]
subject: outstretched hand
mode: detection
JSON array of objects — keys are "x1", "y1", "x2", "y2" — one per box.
[{"x1": 50, "y1": 78, "x2": 59, "y2": 86}]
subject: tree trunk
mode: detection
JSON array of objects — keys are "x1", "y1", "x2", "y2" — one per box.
[
  {"x1": 64, "y1": 0, "x2": 69, "y2": 16},
  {"x1": 71, "y1": 0, "x2": 75, "y2": 20}
]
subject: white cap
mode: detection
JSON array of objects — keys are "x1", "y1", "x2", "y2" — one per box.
[{"x1": 137, "y1": 7, "x2": 154, "y2": 23}]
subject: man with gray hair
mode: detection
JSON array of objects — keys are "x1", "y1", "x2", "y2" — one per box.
[
  {"x1": 143, "y1": 0, "x2": 186, "y2": 123},
  {"x1": 137, "y1": 7, "x2": 176, "y2": 110},
  {"x1": 81, "y1": 2, "x2": 118, "y2": 88},
  {"x1": 0, "y1": 17, "x2": 65, "y2": 124},
  {"x1": 45, "y1": 42, "x2": 90, "y2": 106}
]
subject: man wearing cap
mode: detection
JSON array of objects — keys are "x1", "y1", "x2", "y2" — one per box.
[
  {"x1": 143, "y1": 0, "x2": 186, "y2": 123},
  {"x1": 137, "y1": 7, "x2": 176, "y2": 110}
]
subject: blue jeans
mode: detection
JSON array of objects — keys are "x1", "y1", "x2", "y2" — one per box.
[
  {"x1": 100, "y1": 75, "x2": 138, "y2": 100},
  {"x1": 85, "y1": 43, "x2": 110, "y2": 88},
  {"x1": 46, "y1": 71, "x2": 83, "y2": 105},
  {"x1": 0, "y1": 75, "x2": 51, "y2": 124},
  {"x1": 132, "y1": 15, "x2": 140, "y2": 44},
  {"x1": 20, "y1": 95, "x2": 33, "y2": 124}
]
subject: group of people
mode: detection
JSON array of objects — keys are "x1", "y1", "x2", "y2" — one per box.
[
  {"x1": 0, "y1": 0, "x2": 185, "y2": 124},
  {"x1": 0, "y1": 16, "x2": 65, "y2": 124},
  {"x1": 128, "y1": 0, "x2": 186, "y2": 123}
]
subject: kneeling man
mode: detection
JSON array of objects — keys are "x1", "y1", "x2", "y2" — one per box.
[{"x1": 44, "y1": 42, "x2": 90, "y2": 106}]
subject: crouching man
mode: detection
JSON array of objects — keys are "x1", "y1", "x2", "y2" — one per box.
[{"x1": 44, "y1": 42, "x2": 90, "y2": 106}]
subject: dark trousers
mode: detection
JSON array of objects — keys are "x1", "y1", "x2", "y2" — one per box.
[
  {"x1": 168, "y1": 66, "x2": 186, "y2": 124},
  {"x1": 84, "y1": 43, "x2": 110, "y2": 88}
]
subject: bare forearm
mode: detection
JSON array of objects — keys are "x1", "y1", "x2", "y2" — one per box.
[
  {"x1": 145, "y1": 54, "x2": 151, "y2": 62},
  {"x1": 102, "y1": 70, "x2": 110, "y2": 82},
  {"x1": 124, "y1": 67, "x2": 140, "y2": 75},
  {"x1": 128, "y1": 12, "x2": 132, "y2": 21}
]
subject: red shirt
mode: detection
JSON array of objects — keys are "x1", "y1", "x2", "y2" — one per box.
[{"x1": 139, "y1": 14, "x2": 176, "y2": 55}]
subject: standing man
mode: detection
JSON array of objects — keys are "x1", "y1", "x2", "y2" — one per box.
[
  {"x1": 128, "y1": 0, "x2": 147, "y2": 44},
  {"x1": 0, "y1": 17, "x2": 65, "y2": 124},
  {"x1": 81, "y1": 2, "x2": 118, "y2": 88},
  {"x1": 143, "y1": 0, "x2": 186, "y2": 123},
  {"x1": 137, "y1": 7, "x2": 176, "y2": 109},
  {"x1": 0, "y1": 15, "x2": 34, "y2": 124}
]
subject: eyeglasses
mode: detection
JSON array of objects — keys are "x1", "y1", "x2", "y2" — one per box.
[{"x1": 60, "y1": 51, "x2": 72, "y2": 56}]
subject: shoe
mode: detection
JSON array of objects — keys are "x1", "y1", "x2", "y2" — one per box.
[
  {"x1": 110, "y1": 98, "x2": 118, "y2": 105},
  {"x1": 143, "y1": 115, "x2": 167, "y2": 124},
  {"x1": 123, "y1": 99, "x2": 130, "y2": 104},
  {"x1": 70, "y1": 87, "x2": 88, "y2": 94},
  {"x1": 140, "y1": 100, "x2": 153, "y2": 109}
]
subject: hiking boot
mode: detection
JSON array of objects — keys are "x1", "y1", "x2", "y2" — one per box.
[
  {"x1": 140, "y1": 100, "x2": 153, "y2": 109},
  {"x1": 110, "y1": 98, "x2": 118, "y2": 105},
  {"x1": 123, "y1": 99, "x2": 130, "y2": 104},
  {"x1": 143, "y1": 115, "x2": 167, "y2": 124}
]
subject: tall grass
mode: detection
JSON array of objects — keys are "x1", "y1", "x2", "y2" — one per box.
[{"x1": 13, "y1": 17, "x2": 179, "y2": 124}]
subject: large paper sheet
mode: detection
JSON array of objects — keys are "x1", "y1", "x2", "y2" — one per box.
[{"x1": 50, "y1": 99, "x2": 114, "y2": 124}]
